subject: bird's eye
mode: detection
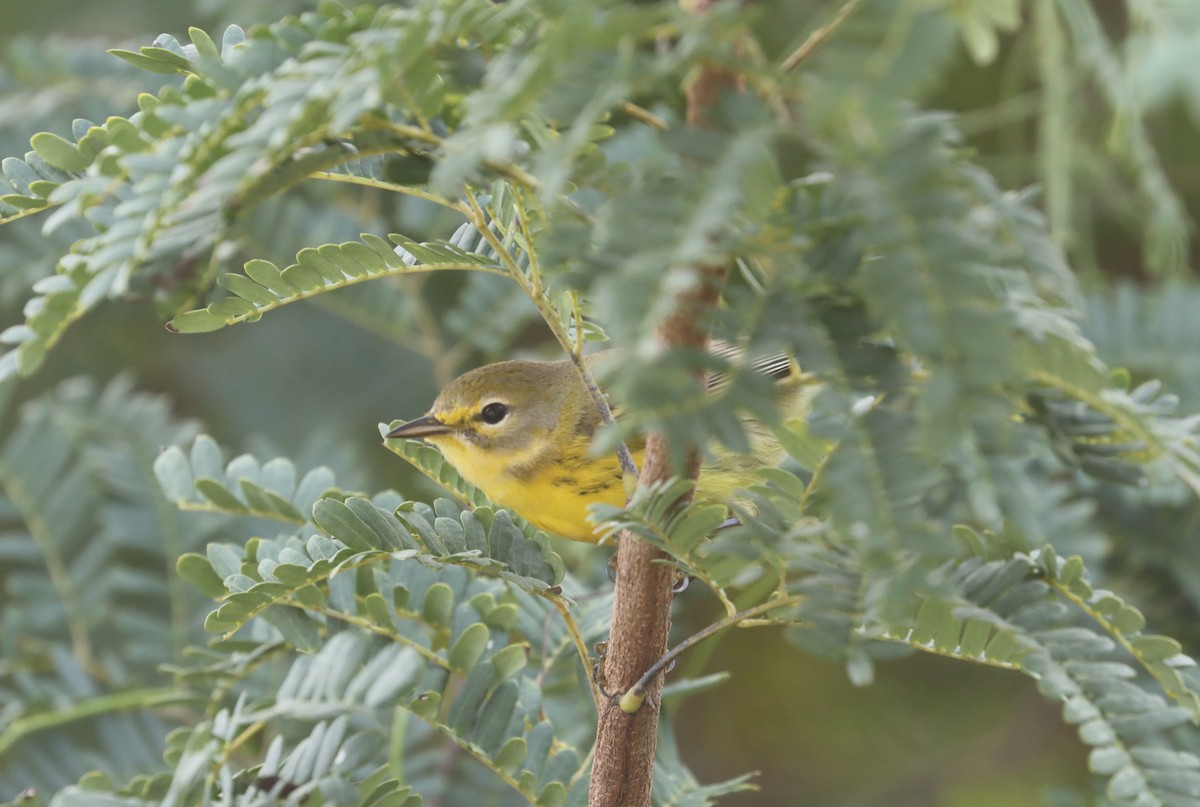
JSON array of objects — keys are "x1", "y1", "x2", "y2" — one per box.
[{"x1": 480, "y1": 402, "x2": 509, "y2": 424}]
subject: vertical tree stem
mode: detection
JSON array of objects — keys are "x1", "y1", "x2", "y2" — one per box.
[{"x1": 588, "y1": 2, "x2": 740, "y2": 803}]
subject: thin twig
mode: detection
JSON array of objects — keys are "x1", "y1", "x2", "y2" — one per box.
[
  {"x1": 569, "y1": 291, "x2": 584, "y2": 356},
  {"x1": 460, "y1": 188, "x2": 640, "y2": 480},
  {"x1": 0, "y1": 687, "x2": 194, "y2": 757},
  {"x1": 566, "y1": 351, "x2": 641, "y2": 480},
  {"x1": 510, "y1": 184, "x2": 543, "y2": 292},
  {"x1": 539, "y1": 591, "x2": 604, "y2": 709},
  {"x1": 406, "y1": 273, "x2": 458, "y2": 388},
  {"x1": 781, "y1": 0, "x2": 862, "y2": 73},
  {"x1": 616, "y1": 596, "x2": 802, "y2": 713},
  {"x1": 276, "y1": 599, "x2": 452, "y2": 671},
  {"x1": 310, "y1": 170, "x2": 462, "y2": 211},
  {"x1": 619, "y1": 100, "x2": 668, "y2": 130},
  {"x1": 1, "y1": 471, "x2": 99, "y2": 678},
  {"x1": 364, "y1": 116, "x2": 540, "y2": 191}
]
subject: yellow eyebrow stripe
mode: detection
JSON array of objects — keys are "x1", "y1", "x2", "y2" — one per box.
[{"x1": 437, "y1": 405, "x2": 478, "y2": 428}]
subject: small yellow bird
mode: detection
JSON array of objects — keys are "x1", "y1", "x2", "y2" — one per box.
[{"x1": 386, "y1": 350, "x2": 805, "y2": 542}]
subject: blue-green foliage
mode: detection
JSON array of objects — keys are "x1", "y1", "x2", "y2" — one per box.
[
  {"x1": 3, "y1": 1, "x2": 1200, "y2": 806},
  {"x1": 66, "y1": 432, "x2": 610, "y2": 807},
  {"x1": 0, "y1": 378, "x2": 212, "y2": 796}
]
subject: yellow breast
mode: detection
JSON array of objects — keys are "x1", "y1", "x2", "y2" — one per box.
[
  {"x1": 432, "y1": 434, "x2": 630, "y2": 542},
  {"x1": 488, "y1": 462, "x2": 627, "y2": 541}
]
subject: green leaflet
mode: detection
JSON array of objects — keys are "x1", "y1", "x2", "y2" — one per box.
[
  {"x1": 383, "y1": 430, "x2": 554, "y2": 548},
  {"x1": 154, "y1": 434, "x2": 339, "y2": 523},
  {"x1": 168, "y1": 233, "x2": 510, "y2": 333},
  {"x1": 871, "y1": 541, "x2": 1200, "y2": 807},
  {"x1": 157, "y1": 435, "x2": 564, "y2": 601},
  {"x1": 135, "y1": 624, "x2": 574, "y2": 806},
  {"x1": 0, "y1": 377, "x2": 212, "y2": 798},
  {"x1": 5, "y1": 2, "x2": 1200, "y2": 805}
]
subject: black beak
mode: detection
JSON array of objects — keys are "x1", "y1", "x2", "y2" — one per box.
[{"x1": 386, "y1": 414, "x2": 450, "y2": 439}]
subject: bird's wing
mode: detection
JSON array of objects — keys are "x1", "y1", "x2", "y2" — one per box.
[{"x1": 706, "y1": 340, "x2": 798, "y2": 389}]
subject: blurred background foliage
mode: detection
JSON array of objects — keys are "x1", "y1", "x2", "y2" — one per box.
[{"x1": 1, "y1": 1, "x2": 1199, "y2": 806}]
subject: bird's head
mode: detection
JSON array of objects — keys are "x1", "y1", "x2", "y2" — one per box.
[{"x1": 387, "y1": 360, "x2": 579, "y2": 462}]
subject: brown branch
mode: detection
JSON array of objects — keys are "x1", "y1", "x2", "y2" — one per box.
[
  {"x1": 587, "y1": 2, "x2": 740, "y2": 803},
  {"x1": 588, "y1": 508, "x2": 679, "y2": 807},
  {"x1": 589, "y1": 273, "x2": 730, "y2": 807}
]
